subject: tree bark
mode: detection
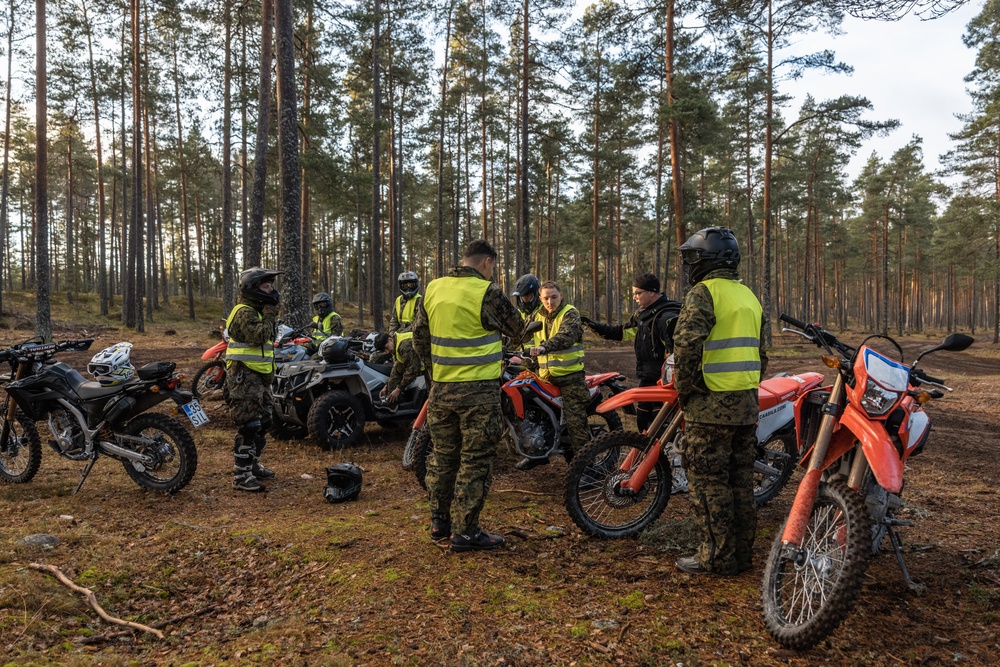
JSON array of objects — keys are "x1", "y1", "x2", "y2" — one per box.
[
  {"x1": 35, "y1": 0, "x2": 51, "y2": 340},
  {"x1": 247, "y1": 0, "x2": 273, "y2": 269}
]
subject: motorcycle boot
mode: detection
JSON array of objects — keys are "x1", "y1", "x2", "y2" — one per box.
[
  {"x1": 451, "y1": 528, "x2": 505, "y2": 552},
  {"x1": 233, "y1": 420, "x2": 265, "y2": 492},
  {"x1": 251, "y1": 426, "x2": 275, "y2": 480},
  {"x1": 430, "y1": 512, "x2": 452, "y2": 540}
]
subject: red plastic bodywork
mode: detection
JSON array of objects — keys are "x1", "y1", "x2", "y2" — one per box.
[
  {"x1": 758, "y1": 372, "x2": 824, "y2": 410},
  {"x1": 596, "y1": 384, "x2": 678, "y2": 414},
  {"x1": 201, "y1": 341, "x2": 228, "y2": 361}
]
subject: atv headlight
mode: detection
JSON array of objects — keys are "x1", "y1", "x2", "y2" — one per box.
[{"x1": 860, "y1": 379, "x2": 900, "y2": 417}]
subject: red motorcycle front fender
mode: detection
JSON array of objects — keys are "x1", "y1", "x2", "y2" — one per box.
[
  {"x1": 839, "y1": 403, "x2": 903, "y2": 493},
  {"x1": 596, "y1": 385, "x2": 678, "y2": 414},
  {"x1": 201, "y1": 341, "x2": 228, "y2": 361}
]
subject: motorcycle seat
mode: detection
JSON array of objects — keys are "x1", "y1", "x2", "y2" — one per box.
[
  {"x1": 74, "y1": 380, "x2": 129, "y2": 400},
  {"x1": 758, "y1": 372, "x2": 825, "y2": 410}
]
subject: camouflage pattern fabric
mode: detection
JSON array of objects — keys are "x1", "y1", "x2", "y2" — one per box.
[
  {"x1": 551, "y1": 371, "x2": 590, "y2": 453},
  {"x1": 386, "y1": 338, "x2": 422, "y2": 394},
  {"x1": 228, "y1": 298, "x2": 278, "y2": 351},
  {"x1": 680, "y1": 422, "x2": 757, "y2": 574},
  {"x1": 368, "y1": 350, "x2": 394, "y2": 366},
  {"x1": 672, "y1": 268, "x2": 767, "y2": 425},
  {"x1": 388, "y1": 295, "x2": 421, "y2": 334},
  {"x1": 424, "y1": 380, "x2": 503, "y2": 535},
  {"x1": 225, "y1": 363, "x2": 272, "y2": 475}
]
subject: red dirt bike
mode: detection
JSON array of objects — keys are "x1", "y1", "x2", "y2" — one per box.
[
  {"x1": 562, "y1": 356, "x2": 824, "y2": 538},
  {"x1": 760, "y1": 315, "x2": 973, "y2": 650},
  {"x1": 191, "y1": 324, "x2": 317, "y2": 400},
  {"x1": 408, "y1": 358, "x2": 629, "y2": 489}
]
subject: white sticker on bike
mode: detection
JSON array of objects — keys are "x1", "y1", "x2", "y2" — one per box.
[{"x1": 182, "y1": 399, "x2": 210, "y2": 428}]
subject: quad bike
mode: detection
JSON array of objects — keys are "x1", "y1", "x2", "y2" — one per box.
[
  {"x1": 562, "y1": 355, "x2": 824, "y2": 539},
  {"x1": 270, "y1": 335, "x2": 427, "y2": 449},
  {"x1": 760, "y1": 315, "x2": 973, "y2": 650},
  {"x1": 0, "y1": 338, "x2": 202, "y2": 493}
]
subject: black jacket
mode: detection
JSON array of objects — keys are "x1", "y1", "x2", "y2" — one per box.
[{"x1": 587, "y1": 294, "x2": 682, "y2": 382}]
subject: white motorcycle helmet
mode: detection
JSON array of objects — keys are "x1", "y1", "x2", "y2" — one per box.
[{"x1": 88, "y1": 342, "x2": 136, "y2": 386}]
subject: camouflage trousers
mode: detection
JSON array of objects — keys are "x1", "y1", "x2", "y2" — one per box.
[
  {"x1": 680, "y1": 421, "x2": 757, "y2": 575},
  {"x1": 425, "y1": 380, "x2": 503, "y2": 536},
  {"x1": 225, "y1": 363, "x2": 272, "y2": 475},
  {"x1": 551, "y1": 371, "x2": 590, "y2": 453}
]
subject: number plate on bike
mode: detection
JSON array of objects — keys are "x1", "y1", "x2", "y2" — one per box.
[{"x1": 181, "y1": 399, "x2": 210, "y2": 428}]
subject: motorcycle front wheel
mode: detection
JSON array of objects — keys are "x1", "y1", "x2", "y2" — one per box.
[
  {"x1": 761, "y1": 479, "x2": 870, "y2": 650},
  {"x1": 191, "y1": 361, "x2": 227, "y2": 401},
  {"x1": 118, "y1": 413, "x2": 198, "y2": 493},
  {"x1": 563, "y1": 430, "x2": 670, "y2": 539},
  {"x1": 0, "y1": 408, "x2": 42, "y2": 484},
  {"x1": 753, "y1": 433, "x2": 798, "y2": 507}
]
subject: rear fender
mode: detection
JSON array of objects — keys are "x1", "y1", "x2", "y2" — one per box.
[{"x1": 596, "y1": 385, "x2": 677, "y2": 414}]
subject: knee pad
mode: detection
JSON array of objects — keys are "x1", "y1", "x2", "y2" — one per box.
[{"x1": 238, "y1": 418, "x2": 263, "y2": 439}]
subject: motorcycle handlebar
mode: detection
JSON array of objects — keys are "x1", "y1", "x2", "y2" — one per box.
[
  {"x1": 911, "y1": 368, "x2": 945, "y2": 387},
  {"x1": 779, "y1": 313, "x2": 809, "y2": 330}
]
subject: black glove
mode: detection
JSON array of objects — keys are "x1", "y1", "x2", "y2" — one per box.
[{"x1": 580, "y1": 315, "x2": 595, "y2": 328}]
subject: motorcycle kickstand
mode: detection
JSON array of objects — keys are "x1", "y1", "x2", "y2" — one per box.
[
  {"x1": 74, "y1": 455, "x2": 100, "y2": 495},
  {"x1": 887, "y1": 524, "x2": 927, "y2": 596}
]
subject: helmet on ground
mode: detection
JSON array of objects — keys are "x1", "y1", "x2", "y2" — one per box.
[
  {"x1": 312, "y1": 292, "x2": 333, "y2": 317},
  {"x1": 323, "y1": 463, "x2": 363, "y2": 503},
  {"x1": 397, "y1": 271, "x2": 419, "y2": 298},
  {"x1": 512, "y1": 273, "x2": 541, "y2": 315},
  {"x1": 318, "y1": 337, "x2": 352, "y2": 364},
  {"x1": 678, "y1": 227, "x2": 741, "y2": 285},
  {"x1": 239, "y1": 267, "x2": 283, "y2": 307},
  {"x1": 88, "y1": 342, "x2": 135, "y2": 386}
]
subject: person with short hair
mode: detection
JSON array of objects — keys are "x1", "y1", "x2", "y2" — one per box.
[
  {"x1": 412, "y1": 239, "x2": 523, "y2": 552},
  {"x1": 369, "y1": 332, "x2": 395, "y2": 365}
]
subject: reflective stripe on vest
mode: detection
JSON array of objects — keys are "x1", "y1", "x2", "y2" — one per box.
[
  {"x1": 701, "y1": 278, "x2": 762, "y2": 391},
  {"x1": 312, "y1": 311, "x2": 340, "y2": 337},
  {"x1": 396, "y1": 293, "x2": 421, "y2": 324},
  {"x1": 225, "y1": 304, "x2": 275, "y2": 374},
  {"x1": 424, "y1": 277, "x2": 501, "y2": 382},
  {"x1": 533, "y1": 304, "x2": 585, "y2": 378}
]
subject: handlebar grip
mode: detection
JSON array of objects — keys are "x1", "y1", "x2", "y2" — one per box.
[
  {"x1": 912, "y1": 369, "x2": 944, "y2": 386},
  {"x1": 779, "y1": 313, "x2": 809, "y2": 330}
]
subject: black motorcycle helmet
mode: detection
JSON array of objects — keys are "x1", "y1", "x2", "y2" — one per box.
[
  {"x1": 239, "y1": 267, "x2": 283, "y2": 307},
  {"x1": 512, "y1": 273, "x2": 540, "y2": 315},
  {"x1": 319, "y1": 337, "x2": 352, "y2": 363},
  {"x1": 678, "y1": 227, "x2": 741, "y2": 285},
  {"x1": 323, "y1": 463, "x2": 363, "y2": 503},
  {"x1": 397, "y1": 271, "x2": 419, "y2": 299},
  {"x1": 312, "y1": 292, "x2": 333, "y2": 317}
]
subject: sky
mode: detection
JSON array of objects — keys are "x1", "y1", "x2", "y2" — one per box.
[{"x1": 781, "y1": 1, "x2": 984, "y2": 180}]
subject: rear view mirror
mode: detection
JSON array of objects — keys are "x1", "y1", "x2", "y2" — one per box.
[{"x1": 940, "y1": 333, "x2": 974, "y2": 352}]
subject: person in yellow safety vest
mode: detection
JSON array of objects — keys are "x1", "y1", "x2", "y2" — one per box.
[
  {"x1": 411, "y1": 239, "x2": 524, "y2": 552},
  {"x1": 672, "y1": 226, "x2": 768, "y2": 576},
  {"x1": 377, "y1": 331, "x2": 424, "y2": 404},
  {"x1": 310, "y1": 292, "x2": 343, "y2": 339},
  {"x1": 511, "y1": 273, "x2": 542, "y2": 321},
  {"x1": 388, "y1": 271, "x2": 422, "y2": 334},
  {"x1": 225, "y1": 267, "x2": 283, "y2": 492},
  {"x1": 513, "y1": 281, "x2": 589, "y2": 471}
]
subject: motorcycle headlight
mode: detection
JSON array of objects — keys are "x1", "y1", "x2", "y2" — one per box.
[{"x1": 860, "y1": 379, "x2": 901, "y2": 416}]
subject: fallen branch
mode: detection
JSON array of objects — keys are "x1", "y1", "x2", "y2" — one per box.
[
  {"x1": 76, "y1": 604, "x2": 219, "y2": 645},
  {"x1": 27, "y1": 563, "x2": 164, "y2": 640},
  {"x1": 492, "y1": 488, "x2": 552, "y2": 496}
]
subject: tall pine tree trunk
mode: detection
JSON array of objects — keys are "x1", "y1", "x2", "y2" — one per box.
[
  {"x1": 35, "y1": 0, "x2": 51, "y2": 340},
  {"x1": 247, "y1": 0, "x2": 273, "y2": 268},
  {"x1": 222, "y1": 0, "x2": 235, "y2": 311}
]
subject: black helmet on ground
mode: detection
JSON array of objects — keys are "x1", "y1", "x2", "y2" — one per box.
[
  {"x1": 397, "y1": 271, "x2": 419, "y2": 298},
  {"x1": 312, "y1": 292, "x2": 333, "y2": 317},
  {"x1": 512, "y1": 273, "x2": 541, "y2": 315},
  {"x1": 239, "y1": 267, "x2": 283, "y2": 307},
  {"x1": 678, "y1": 227, "x2": 741, "y2": 285},
  {"x1": 323, "y1": 463, "x2": 363, "y2": 503}
]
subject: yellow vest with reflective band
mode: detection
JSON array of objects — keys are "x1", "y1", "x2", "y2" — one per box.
[
  {"x1": 393, "y1": 331, "x2": 423, "y2": 370},
  {"x1": 424, "y1": 276, "x2": 501, "y2": 382},
  {"x1": 311, "y1": 311, "x2": 340, "y2": 338},
  {"x1": 701, "y1": 278, "x2": 762, "y2": 391},
  {"x1": 395, "y1": 293, "x2": 422, "y2": 326},
  {"x1": 532, "y1": 304, "x2": 585, "y2": 379},
  {"x1": 224, "y1": 304, "x2": 275, "y2": 374}
]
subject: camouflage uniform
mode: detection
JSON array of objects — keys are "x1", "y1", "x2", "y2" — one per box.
[
  {"x1": 225, "y1": 299, "x2": 278, "y2": 482},
  {"x1": 385, "y1": 337, "x2": 422, "y2": 395},
  {"x1": 312, "y1": 311, "x2": 344, "y2": 339},
  {"x1": 524, "y1": 305, "x2": 589, "y2": 454},
  {"x1": 673, "y1": 268, "x2": 768, "y2": 574},
  {"x1": 388, "y1": 294, "x2": 422, "y2": 334},
  {"x1": 412, "y1": 266, "x2": 523, "y2": 536},
  {"x1": 368, "y1": 350, "x2": 394, "y2": 366}
]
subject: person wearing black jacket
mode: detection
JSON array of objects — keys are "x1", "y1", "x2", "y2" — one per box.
[{"x1": 582, "y1": 273, "x2": 681, "y2": 432}]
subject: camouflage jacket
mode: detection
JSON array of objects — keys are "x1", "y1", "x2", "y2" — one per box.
[
  {"x1": 673, "y1": 269, "x2": 768, "y2": 425},
  {"x1": 386, "y1": 338, "x2": 423, "y2": 393},
  {"x1": 412, "y1": 266, "x2": 524, "y2": 381},
  {"x1": 228, "y1": 298, "x2": 278, "y2": 377}
]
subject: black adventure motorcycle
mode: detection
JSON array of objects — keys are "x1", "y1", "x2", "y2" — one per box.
[{"x1": 0, "y1": 338, "x2": 200, "y2": 493}]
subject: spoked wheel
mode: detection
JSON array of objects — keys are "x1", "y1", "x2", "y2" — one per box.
[
  {"x1": 402, "y1": 425, "x2": 425, "y2": 471},
  {"x1": 761, "y1": 479, "x2": 870, "y2": 650},
  {"x1": 118, "y1": 413, "x2": 198, "y2": 493},
  {"x1": 0, "y1": 408, "x2": 42, "y2": 484},
  {"x1": 753, "y1": 433, "x2": 798, "y2": 507},
  {"x1": 563, "y1": 430, "x2": 670, "y2": 539},
  {"x1": 586, "y1": 408, "x2": 622, "y2": 440},
  {"x1": 191, "y1": 361, "x2": 227, "y2": 401},
  {"x1": 306, "y1": 391, "x2": 364, "y2": 450}
]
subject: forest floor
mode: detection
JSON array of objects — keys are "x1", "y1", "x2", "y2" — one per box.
[{"x1": 1, "y1": 293, "x2": 998, "y2": 666}]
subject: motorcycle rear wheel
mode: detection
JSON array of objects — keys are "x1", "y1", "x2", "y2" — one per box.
[
  {"x1": 411, "y1": 428, "x2": 432, "y2": 489},
  {"x1": 402, "y1": 425, "x2": 425, "y2": 471},
  {"x1": 191, "y1": 361, "x2": 227, "y2": 401},
  {"x1": 119, "y1": 413, "x2": 198, "y2": 493},
  {"x1": 761, "y1": 479, "x2": 870, "y2": 650},
  {"x1": 0, "y1": 409, "x2": 42, "y2": 484},
  {"x1": 753, "y1": 433, "x2": 798, "y2": 507},
  {"x1": 563, "y1": 430, "x2": 670, "y2": 539}
]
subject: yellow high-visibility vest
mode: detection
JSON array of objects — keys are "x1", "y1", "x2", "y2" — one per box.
[
  {"x1": 224, "y1": 304, "x2": 275, "y2": 374},
  {"x1": 424, "y1": 277, "x2": 501, "y2": 382},
  {"x1": 532, "y1": 304, "x2": 585, "y2": 379},
  {"x1": 701, "y1": 278, "x2": 762, "y2": 391},
  {"x1": 395, "y1": 294, "x2": 422, "y2": 326}
]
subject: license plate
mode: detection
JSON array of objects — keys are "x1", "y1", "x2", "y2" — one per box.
[{"x1": 181, "y1": 399, "x2": 210, "y2": 428}]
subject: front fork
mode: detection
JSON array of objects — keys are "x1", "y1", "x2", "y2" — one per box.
[
  {"x1": 0, "y1": 360, "x2": 29, "y2": 451},
  {"x1": 621, "y1": 404, "x2": 684, "y2": 493}
]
